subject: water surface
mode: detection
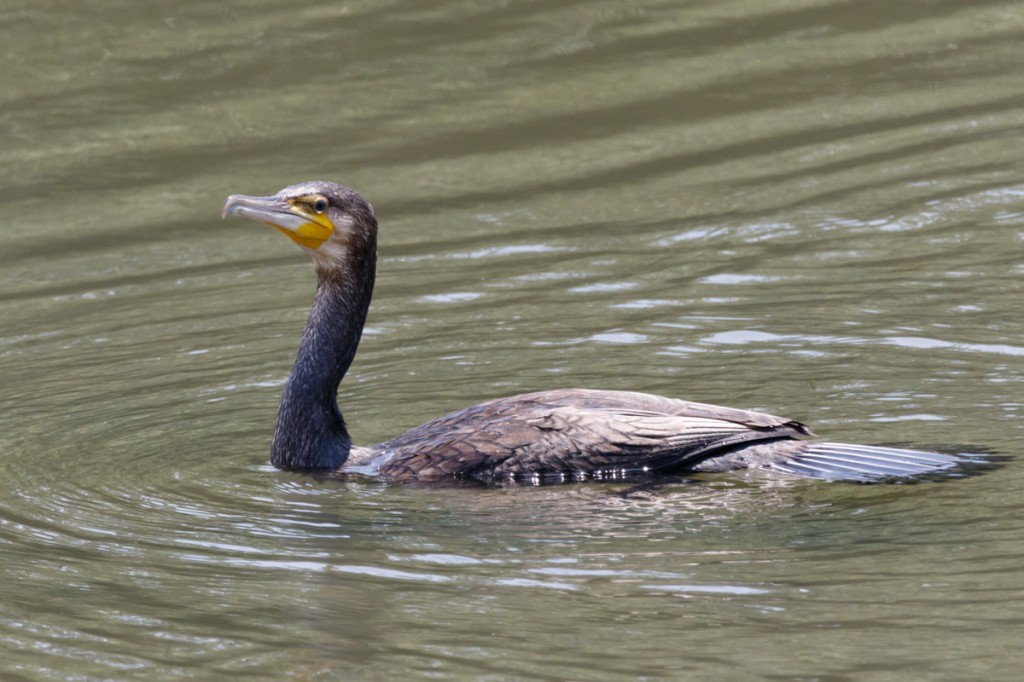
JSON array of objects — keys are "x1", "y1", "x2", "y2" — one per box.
[{"x1": 2, "y1": 1, "x2": 1023, "y2": 680}]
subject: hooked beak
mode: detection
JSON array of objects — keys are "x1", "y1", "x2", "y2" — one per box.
[{"x1": 222, "y1": 194, "x2": 334, "y2": 250}]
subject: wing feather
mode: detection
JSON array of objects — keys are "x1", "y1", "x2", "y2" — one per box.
[{"x1": 376, "y1": 390, "x2": 807, "y2": 482}]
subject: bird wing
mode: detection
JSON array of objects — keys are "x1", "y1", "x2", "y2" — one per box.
[{"x1": 375, "y1": 390, "x2": 808, "y2": 483}]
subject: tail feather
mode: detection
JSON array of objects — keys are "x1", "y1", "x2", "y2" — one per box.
[{"x1": 766, "y1": 442, "x2": 961, "y2": 481}]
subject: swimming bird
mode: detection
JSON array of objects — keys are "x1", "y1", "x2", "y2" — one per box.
[{"x1": 223, "y1": 181, "x2": 960, "y2": 485}]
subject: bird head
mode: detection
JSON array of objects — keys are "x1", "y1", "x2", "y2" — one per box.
[{"x1": 222, "y1": 181, "x2": 376, "y2": 270}]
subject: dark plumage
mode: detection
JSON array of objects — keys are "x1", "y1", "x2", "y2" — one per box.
[{"x1": 223, "y1": 181, "x2": 963, "y2": 485}]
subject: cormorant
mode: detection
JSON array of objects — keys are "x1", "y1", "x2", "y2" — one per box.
[{"x1": 222, "y1": 181, "x2": 961, "y2": 485}]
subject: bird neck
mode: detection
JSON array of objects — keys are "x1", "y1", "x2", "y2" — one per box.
[{"x1": 271, "y1": 253, "x2": 376, "y2": 471}]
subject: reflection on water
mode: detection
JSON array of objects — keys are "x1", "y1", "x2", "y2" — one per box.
[{"x1": 1, "y1": 0, "x2": 1023, "y2": 679}]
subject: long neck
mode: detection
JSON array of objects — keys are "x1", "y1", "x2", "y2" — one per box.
[{"x1": 271, "y1": 250, "x2": 376, "y2": 471}]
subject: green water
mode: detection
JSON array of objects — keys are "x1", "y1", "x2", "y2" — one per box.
[{"x1": 2, "y1": 1, "x2": 1022, "y2": 679}]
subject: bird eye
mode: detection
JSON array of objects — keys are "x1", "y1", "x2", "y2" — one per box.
[{"x1": 313, "y1": 196, "x2": 329, "y2": 214}]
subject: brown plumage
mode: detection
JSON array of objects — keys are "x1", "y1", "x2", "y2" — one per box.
[
  {"x1": 361, "y1": 390, "x2": 811, "y2": 483},
  {"x1": 223, "y1": 181, "x2": 962, "y2": 485}
]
